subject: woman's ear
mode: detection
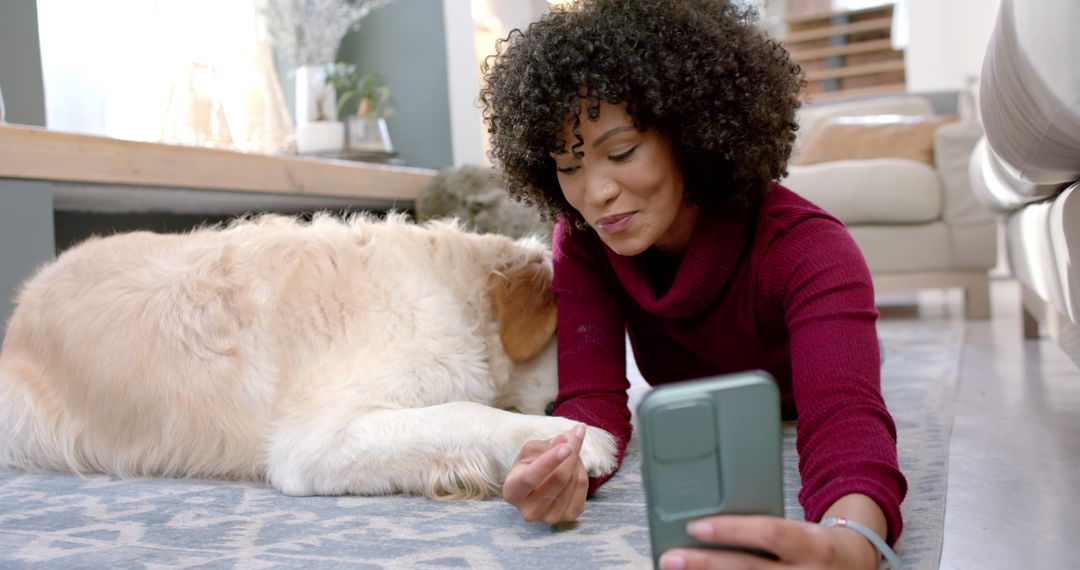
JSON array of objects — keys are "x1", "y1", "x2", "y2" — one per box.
[{"x1": 490, "y1": 261, "x2": 557, "y2": 362}]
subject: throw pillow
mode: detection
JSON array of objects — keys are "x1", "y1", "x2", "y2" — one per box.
[{"x1": 792, "y1": 114, "x2": 959, "y2": 166}]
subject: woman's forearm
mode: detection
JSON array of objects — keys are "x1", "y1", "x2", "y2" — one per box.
[{"x1": 821, "y1": 493, "x2": 889, "y2": 568}]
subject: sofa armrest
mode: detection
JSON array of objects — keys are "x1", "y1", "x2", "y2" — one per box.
[
  {"x1": 968, "y1": 137, "x2": 1070, "y2": 214},
  {"x1": 934, "y1": 122, "x2": 996, "y2": 226},
  {"x1": 980, "y1": 0, "x2": 1080, "y2": 186}
]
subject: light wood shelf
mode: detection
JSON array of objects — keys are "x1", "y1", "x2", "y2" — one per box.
[{"x1": 0, "y1": 124, "x2": 436, "y2": 213}]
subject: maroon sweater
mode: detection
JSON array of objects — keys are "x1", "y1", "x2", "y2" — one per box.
[{"x1": 550, "y1": 184, "x2": 906, "y2": 544}]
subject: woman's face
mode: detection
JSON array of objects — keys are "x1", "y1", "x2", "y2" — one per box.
[{"x1": 552, "y1": 101, "x2": 697, "y2": 256}]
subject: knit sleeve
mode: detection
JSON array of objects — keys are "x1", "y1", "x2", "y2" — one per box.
[
  {"x1": 759, "y1": 216, "x2": 907, "y2": 545},
  {"x1": 550, "y1": 220, "x2": 632, "y2": 495}
]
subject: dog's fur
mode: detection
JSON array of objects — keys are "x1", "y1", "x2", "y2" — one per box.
[{"x1": 0, "y1": 213, "x2": 617, "y2": 499}]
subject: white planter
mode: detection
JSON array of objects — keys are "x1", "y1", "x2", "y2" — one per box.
[{"x1": 296, "y1": 120, "x2": 345, "y2": 154}]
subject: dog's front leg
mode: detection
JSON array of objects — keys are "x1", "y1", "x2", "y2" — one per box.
[{"x1": 266, "y1": 401, "x2": 617, "y2": 499}]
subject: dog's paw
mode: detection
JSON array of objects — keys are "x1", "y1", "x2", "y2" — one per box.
[{"x1": 579, "y1": 426, "x2": 618, "y2": 477}]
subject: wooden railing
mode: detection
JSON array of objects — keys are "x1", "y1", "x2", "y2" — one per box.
[{"x1": 781, "y1": 4, "x2": 906, "y2": 102}]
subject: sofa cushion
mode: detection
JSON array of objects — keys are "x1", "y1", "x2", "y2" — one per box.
[
  {"x1": 793, "y1": 114, "x2": 958, "y2": 166},
  {"x1": 848, "y1": 221, "x2": 997, "y2": 274},
  {"x1": 794, "y1": 95, "x2": 936, "y2": 159},
  {"x1": 785, "y1": 158, "x2": 942, "y2": 225}
]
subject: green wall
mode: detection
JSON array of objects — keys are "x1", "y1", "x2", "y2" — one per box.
[
  {"x1": 338, "y1": 0, "x2": 453, "y2": 169},
  {"x1": 0, "y1": 1, "x2": 54, "y2": 339},
  {"x1": 0, "y1": 0, "x2": 46, "y2": 126}
]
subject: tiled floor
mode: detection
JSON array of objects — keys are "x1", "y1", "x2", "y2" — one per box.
[{"x1": 895, "y1": 280, "x2": 1080, "y2": 569}]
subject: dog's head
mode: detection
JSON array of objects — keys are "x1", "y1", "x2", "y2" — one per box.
[
  {"x1": 490, "y1": 257, "x2": 557, "y2": 364},
  {"x1": 489, "y1": 254, "x2": 559, "y2": 416},
  {"x1": 434, "y1": 220, "x2": 560, "y2": 415},
  {"x1": 398, "y1": 218, "x2": 560, "y2": 415}
]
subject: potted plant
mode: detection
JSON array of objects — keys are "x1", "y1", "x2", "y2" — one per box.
[
  {"x1": 262, "y1": 0, "x2": 394, "y2": 153},
  {"x1": 326, "y1": 63, "x2": 395, "y2": 153}
]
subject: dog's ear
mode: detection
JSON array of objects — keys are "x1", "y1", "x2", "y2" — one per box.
[{"x1": 490, "y1": 261, "x2": 557, "y2": 362}]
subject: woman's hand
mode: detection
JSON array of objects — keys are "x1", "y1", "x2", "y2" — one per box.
[
  {"x1": 503, "y1": 424, "x2": 590, "y2": 525},
  {"x1": 658, "y1": 515, "x2": 879, "y2": 570}
]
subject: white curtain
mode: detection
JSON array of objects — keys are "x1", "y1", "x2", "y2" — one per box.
[{"x1": 38, "y1": 0, "x2": 293, "y2": 153}]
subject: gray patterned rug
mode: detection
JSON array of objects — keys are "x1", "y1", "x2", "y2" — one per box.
[{"x1": 0, "y1": 317, "x2": 962, "y2": 569}]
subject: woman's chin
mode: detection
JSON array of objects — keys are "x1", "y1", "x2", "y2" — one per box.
[{"x1": 600, "y1": 235, "x2": 649, "y2": 257}]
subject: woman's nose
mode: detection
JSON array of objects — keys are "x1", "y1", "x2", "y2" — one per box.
[{"x1": 585, "y1": 178, "x2": 619, "y2": 208}]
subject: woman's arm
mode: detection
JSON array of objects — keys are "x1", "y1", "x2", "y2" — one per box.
[
  {"x1": 502, "y1": 221, "x2": 632, "y2": 522},
  {"x1": 655, "y1": 215, "x2": 902, "y2": 568},
  {"x1": 761, "y1": 214, "x2": 907, "y2": 544},
  {"x1": 548, "y1": 221, "x2": 634, "y2": 492}
]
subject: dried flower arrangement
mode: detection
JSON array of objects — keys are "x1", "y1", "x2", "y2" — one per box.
[{"x1": 261, "y1": 0, "x2": 395, "y2": 66}]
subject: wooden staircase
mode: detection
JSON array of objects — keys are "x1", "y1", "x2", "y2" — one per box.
[{"x1": 781, "y1": 3, "x2": 906, "y2": 102}]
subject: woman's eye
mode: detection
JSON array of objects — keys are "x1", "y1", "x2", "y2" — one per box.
[
  {"x1": 610, "y1": 144, "x2": 639, "y2": 162},
  {"x1": 556, "y1": 165, "x2": 579, "y2": 174}
]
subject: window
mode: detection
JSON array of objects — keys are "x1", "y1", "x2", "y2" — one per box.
[{"x1": 38, "y1": 0, "x2": 293, "y2": 153}]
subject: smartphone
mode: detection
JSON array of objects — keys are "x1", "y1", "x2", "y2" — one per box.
[{"x1": 637, "y1": 370, "x2": 784, "y2": 568}]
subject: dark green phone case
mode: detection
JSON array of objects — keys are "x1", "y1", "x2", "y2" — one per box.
[{"x1": 637, "y1": 371, "x2": 784, "y2": 568}]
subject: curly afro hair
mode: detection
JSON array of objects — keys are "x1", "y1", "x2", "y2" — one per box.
[{"x1": 479, "y1": 0, "x2": 804, "y2": 227}]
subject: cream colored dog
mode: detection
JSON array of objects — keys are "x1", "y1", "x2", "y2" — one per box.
[{"x1": 0, "y1": 214, "x2": 617, "y2": 499}]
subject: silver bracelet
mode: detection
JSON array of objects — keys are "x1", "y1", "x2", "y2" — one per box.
[{"x1": 819, "y1": 517, "x2": 902, "y2": 570}]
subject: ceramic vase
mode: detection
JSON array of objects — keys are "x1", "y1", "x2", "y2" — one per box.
[{"x1": 295, "y1": 64, "x2": 344, "y2": 153}]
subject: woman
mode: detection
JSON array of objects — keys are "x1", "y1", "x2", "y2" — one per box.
[{"x1": 479, "y1": 1, "x2": 906, "y2": 568}]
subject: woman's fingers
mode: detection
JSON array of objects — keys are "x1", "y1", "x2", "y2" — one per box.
[
  {"x1": 534, "y1": 433, "x2": 589, "y2": 524},
  {"x1": 537, "y1": 465, "x2": 581, "y2": 524},
  {"x1": 519, "y1": 450, "x2": 577, "y2": 523},
  {"x1": 683, "y1": 515, "x2": 827, "y2": 563},
  {"x1": 563, "y1": 461, "x2": 590, "y2": 521},
  {"x1": 503, "y1": 425, "x2": 586, "y2": 508},
  {"x1": 503, "y1": 443, "x2": 570, "y2": 504},
  {"x1": 520, "y1": 426, "x2": 586, "y2": 523},
  {"x1": 501, "y1": 439, "x2": 553, "y2": 503},
  {"x1": 659, "y1": 547, "x2": 784, "y2": 570}
]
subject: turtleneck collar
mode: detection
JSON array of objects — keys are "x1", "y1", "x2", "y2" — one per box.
[{"x1": 602, "y1": 203, "x2": 752, "y2": 319}]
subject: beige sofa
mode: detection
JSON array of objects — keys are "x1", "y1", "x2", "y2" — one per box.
[
  {"x1": 969, "y1": 0, "x2": 1080, "y2": 348},
  {"x1": 783, "y1": 93, "x2": 999, "y2": 318}
]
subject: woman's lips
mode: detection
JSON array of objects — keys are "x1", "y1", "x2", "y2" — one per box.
[{"x1": 596, "y1": 212, "x2": 636, "y2": 233}]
